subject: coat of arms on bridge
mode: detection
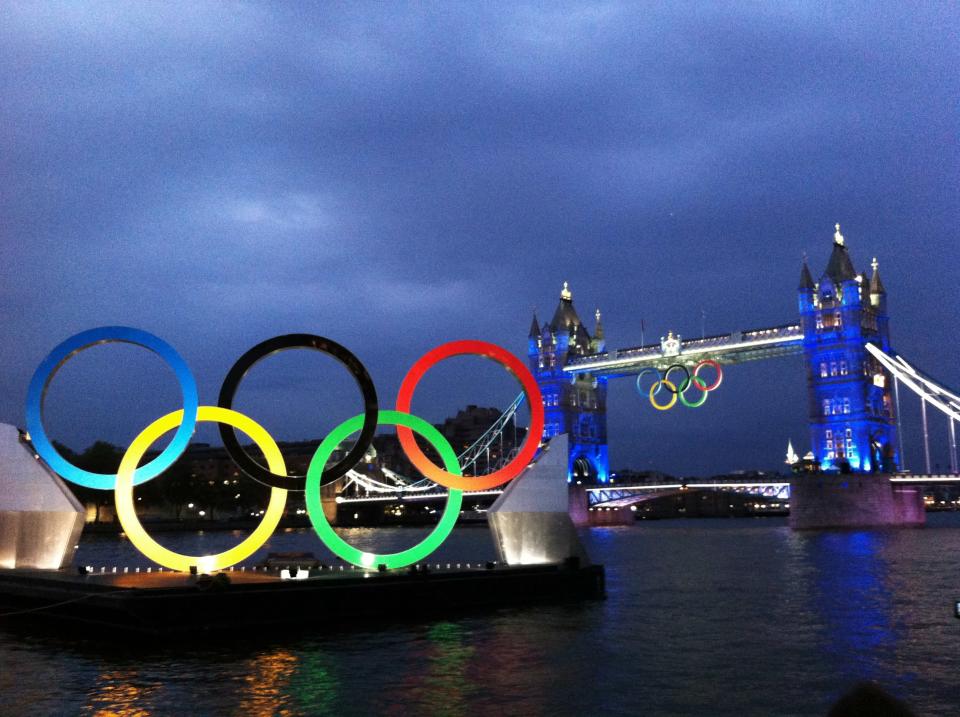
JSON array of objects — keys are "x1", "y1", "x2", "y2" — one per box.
[{"x1": 660, "y1": 331, "x2": 681, "y2": 357}]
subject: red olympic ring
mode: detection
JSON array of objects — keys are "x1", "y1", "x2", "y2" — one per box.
[
  {"x1": 693, "y1": 359, "x2": 723, "y2": 391},
  {"x1": 396, "y1": 340, "x2": 544, "y2": 491}
]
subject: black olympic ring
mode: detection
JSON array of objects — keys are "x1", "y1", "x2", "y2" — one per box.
[
  {"x1": 217, "y1": 334, "x2": 378, "y2": 491},
  {"x1": 662, "y1": 364, "x2": 691, "y2": 394}
]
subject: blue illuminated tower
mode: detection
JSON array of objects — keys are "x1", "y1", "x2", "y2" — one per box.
[
  {"x1": 528, "y1": 283, "x2": 609, "y2": 483},
  {"x1": 799, "y1": 224, "x2": 898, "y2": 473}
]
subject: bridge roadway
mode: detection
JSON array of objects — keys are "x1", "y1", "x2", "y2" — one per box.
[
  {"x1": 562, "y1": 323, "x2": 803, "y2": 376},
  {"x1": 335, "y1": 475, "x2": 960, "y2": 507}
]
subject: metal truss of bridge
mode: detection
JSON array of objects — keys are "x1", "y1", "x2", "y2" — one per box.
[
  {"x1": 337, "y1": 392, "x2": 527, "y2": 504},
  {"x1": 563, "y1": 323, "x2": 804, "y2": 376}
]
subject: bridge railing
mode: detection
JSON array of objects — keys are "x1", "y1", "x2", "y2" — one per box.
[{"x1": 564, "y1": 323, "x2": 803, "y2": 370}]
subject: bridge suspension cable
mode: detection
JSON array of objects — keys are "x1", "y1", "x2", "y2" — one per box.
[
  {"x1": 340, "y1": 392, "x2": 527, "y2": 498},
  {"x1": 865, "y1": 343, "x2": 960, "y2": 474}
]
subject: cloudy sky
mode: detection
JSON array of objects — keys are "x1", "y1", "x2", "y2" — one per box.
[{"x1": 1, "y1": 2, "x2": 957, "y2": 476}]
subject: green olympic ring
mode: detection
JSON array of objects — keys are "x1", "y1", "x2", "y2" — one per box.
[{"x1": 305, "y1": 410, "x2": 463, "y2": 570}]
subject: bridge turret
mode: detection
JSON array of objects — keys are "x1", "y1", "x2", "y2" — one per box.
[
  {"x1": 798, "y1": 258, "x2": 816, "y2": 314},
  {"x1": 529, "y1": 283, "x2": 609, "y2": 483},
  {"x1": 869, "y1": 257, "x2": 887, "y2": 312},
  {"x1": 801, "y1": 224, "x2": 898, "y2": 473},
  {"x1": 527, "y1": 311, "x2": 542, "y2": 359},
  {"x1": 591, "y1": 308, "x2": 605, "y2": 353}
]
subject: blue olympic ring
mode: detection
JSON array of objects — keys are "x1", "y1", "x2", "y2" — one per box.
[
  {"x1": 635, "y1": 367, "x2": 662, "y2": 396},
  {"x1": 25, "y1": 326, "x2": 199, "y2": 490}
]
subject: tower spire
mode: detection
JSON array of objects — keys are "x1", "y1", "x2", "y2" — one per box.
[
  {"x1": 560, "y1": 281, "x2": 572, "y2": 301},
  {"x1": 786, "y1": 440, "x2": 799, "y2": 465},
  {"x1": 824, "y1": 223, "x2": 857, "y2": 283},
  {"x1": 529, "y1": 309, "x2": 541, "y2": 338},
  {"x1": 799, "y1": 260, "x2": 815, "y2": 290},
  {"x1": 869, "y1": 256, "x2": 886, "y2": 295},
  {"x1": 834, "y1": 222, "x2": 844, "y2": 246}
]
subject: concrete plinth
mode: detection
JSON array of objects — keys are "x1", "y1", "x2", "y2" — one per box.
[
  {"x1": 489, "y1": 434, "x2": 590, "y2": 565},
  {"x1": 789, "y1": 474, "x2": 925, "y2": 530},
  {"x1": 0, "y1": 423, "x2": 85, "y2": 569},
  {"x1": 568, "y1": 484, "x2": 590, "y2": 526}
]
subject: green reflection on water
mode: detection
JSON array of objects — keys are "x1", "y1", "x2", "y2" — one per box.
[{"x1": 290, "y1": 649, "x2": 340, "y2": 715}]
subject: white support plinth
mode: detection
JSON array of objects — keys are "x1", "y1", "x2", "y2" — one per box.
[
  {"x1": 488, "y1": 434, "x2": 590, "y2": 566},
  {"x1": 0, "y1": 423, "x2": 84, "y2": 569}
]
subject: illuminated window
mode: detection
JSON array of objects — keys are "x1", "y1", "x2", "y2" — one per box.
[
  {"x1": 843, "y1": 398, "x2": 851, "y2": 414},
  {"x1": 830, "y1": 362, "x2": 838, "y2": 377},
  {"x1": 823, "y1": 399, "x2": 831, "y2": 416},
  {"x1": 840, "y1": 360, "x2": 848, "y2": 376},
  {"x1": 816, "y1": 315, "x2": 824, "y2": 331},
  {"x1": 825, "y1": 429, "x2": 833, "y2": 439},
  {"x1": 820, "y1": 362, "x2": 828, "y2": 378}
]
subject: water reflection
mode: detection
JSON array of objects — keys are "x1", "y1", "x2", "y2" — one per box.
[
  {"x1": 288, "y1": 650, "x2": 339, "y2": 715},
  {"x1": 236, "y1": 648, "x2": 298, "y2": 716},
  {"x1": 802, "y1": 530, "x2": 901, "y2": 686},
  {"x1": 370, "y1": 621, "x2": 476, "y2": 717},
  {"x1": 86, "y1": 669, "x2": 158, "y2": 717}
]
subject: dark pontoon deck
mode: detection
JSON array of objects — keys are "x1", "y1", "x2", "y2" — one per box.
[{"x1": 0, "y1": 562, "x2": 605, "y2": 636}]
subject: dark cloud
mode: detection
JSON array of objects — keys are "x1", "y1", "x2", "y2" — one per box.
[{"x1": 1, "y1": 2, "x2": 957, "y2": 475}]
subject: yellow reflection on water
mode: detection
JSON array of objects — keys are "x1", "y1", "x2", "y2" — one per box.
[
  {"x1": 237, "y1": 648, "x2": 299, "y2": 716},
  {"x1": 86, "y1": 669, "x2": 158, "y2": 717}
]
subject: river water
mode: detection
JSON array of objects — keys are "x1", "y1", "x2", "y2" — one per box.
[{"x1": 1, "y1": 514, "x2": 958, "y2": 716}]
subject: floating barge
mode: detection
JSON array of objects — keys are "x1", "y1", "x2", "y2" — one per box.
[{"x1": 0, "y1": 562, "x2": 605, "y2": 637}]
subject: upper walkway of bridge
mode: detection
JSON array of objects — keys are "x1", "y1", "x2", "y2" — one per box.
[{"x1": 563, "y1": 323, "x2": 803, "y2": 376}]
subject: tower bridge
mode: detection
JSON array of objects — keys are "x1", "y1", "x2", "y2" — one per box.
[{"x1": 530, "y1": 223, "x2": 957, "y2": 484}]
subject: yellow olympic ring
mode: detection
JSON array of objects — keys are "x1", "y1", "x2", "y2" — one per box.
[
  {"x1": 115, "y1": 406, "x2": 288, "y2": 573},
  {"x1": 649, "y1": 380, "x2": 677, "y2": 410}
]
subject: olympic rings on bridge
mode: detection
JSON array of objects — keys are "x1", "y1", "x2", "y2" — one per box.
[
  {"x1": 27, "y1": 328, "x2": 544, "y2": 571},
  {"x1": 635, "y1": 359, "x2": 724, "y2": 410}
]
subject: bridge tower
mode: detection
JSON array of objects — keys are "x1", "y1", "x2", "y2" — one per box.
[
  {"x1": 528, "y1": 283, "x2": 609, "y2": 483},
  {"x1": 799, "y1": 225, "x2": 898, "y2": 473}
]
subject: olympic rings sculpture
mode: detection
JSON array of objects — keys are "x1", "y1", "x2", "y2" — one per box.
[
  {"x1": 26, "y1": 327, "x2": 544, "y2": 572},
  {"x1": 634, "y1": 360, "x2": 723, "y2": 410}
]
